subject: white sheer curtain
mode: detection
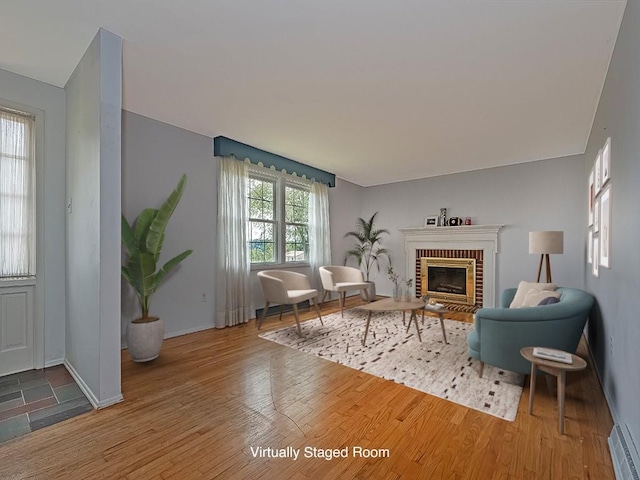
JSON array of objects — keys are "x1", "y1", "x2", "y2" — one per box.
[
  {"x1": 308, "y1": 181, "x2": 332, "y2": 289},
  {"x1": 216, "y1": 156, "x2": 251, "y2": 327},
  {"x1": 0, "y1": 109, "x2": 35, "y2": 278}
]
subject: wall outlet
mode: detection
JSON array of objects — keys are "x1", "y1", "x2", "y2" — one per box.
[
  {"x1": 201, "y1": 293, "x2": 207, "y2": 303},
  {"x1": 610, "y1": 336, "x2": 614, "y2": 356}
]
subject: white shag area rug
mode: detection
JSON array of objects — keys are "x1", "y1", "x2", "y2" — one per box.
[{"x1": 259, "y1": 308, "x2": 524, "y2": 421}]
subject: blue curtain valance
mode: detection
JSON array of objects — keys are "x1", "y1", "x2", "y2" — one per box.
[{"x1": 213, "y1": 136, "x2": 335, "y2": 187}]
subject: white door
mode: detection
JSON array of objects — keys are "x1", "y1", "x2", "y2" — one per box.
[{"x1": 0, "y1": 285, "x2": 35, "y2": 376}]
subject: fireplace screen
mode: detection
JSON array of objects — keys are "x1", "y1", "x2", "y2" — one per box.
[{"x1": 421, "y1": 257, "x2": 476, "y2": 305}]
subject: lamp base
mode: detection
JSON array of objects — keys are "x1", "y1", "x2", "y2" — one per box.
[{"x1": 536, "y1": 254, "x2": 552, "y2": 283}]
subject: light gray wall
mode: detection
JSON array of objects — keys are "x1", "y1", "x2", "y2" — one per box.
[
  {"x1": 583, "y1": 0, "x2": 639, "y2": 450},
  {"x1": 121, "y1": 112, "x2": 371, "y2": 331},
  {"x1": 121, "y1": 111, "x2": 217, "y2": 339},
  {"x1": 329, "y1": 177, "x2": 365, "y2": 266},
  {"x1": 0, "y1": 68, "x2": 66, "y2": 366},
  {"x1": 65, "y1": 29, "x2": 122, "y2": 407},
  {"x1": 357, "y1": 156, "x2": 585, "y2": 300}
]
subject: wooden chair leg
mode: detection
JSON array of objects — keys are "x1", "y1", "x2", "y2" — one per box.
[
  {"x1": 339, "y1": 292, "x2": 345, "y2": 317},
  {"x1": 321, "y1": 290, "x2": 328, "y2": 307},
  {"x1": 278, "y1": 304, "x2": 284, "y2": 321},
  {"x1": 479, "y1": 361, "x2": 484, "y2": 378},
  {"x1": 292, "y1": 303, "x2": 303, "y2": 337},
  {"x1": 257, "y1": 302, "x2": 270, "y2": 330},
  {"x1": 312, "y1": 298, "x2": 323, "y2": 325}
]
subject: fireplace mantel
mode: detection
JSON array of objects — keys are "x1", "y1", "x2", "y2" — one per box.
[{"x1": 400, "y1": 225, "x2": 504, "y2": 307}]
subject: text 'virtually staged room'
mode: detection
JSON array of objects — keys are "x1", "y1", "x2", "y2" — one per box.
[{"x1": 1, "y1": 1, "x2": 639, "y2": 479}]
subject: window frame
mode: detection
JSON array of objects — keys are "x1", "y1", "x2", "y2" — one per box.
[
  {"x1": 0, "y1": 106, "x2": 36, "y2": 279},
  {"x1": 247, "y1": 165, "x2": 311, "y2": 269}
]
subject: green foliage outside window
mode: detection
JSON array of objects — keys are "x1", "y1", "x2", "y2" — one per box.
[{"x1": 247, "y1": 175, "x2": 310, "y2": 264}]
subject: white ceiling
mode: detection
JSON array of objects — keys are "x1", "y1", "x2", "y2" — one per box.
[{"x1": 0, "y1": 1, "x2": 627, "y2": 186}]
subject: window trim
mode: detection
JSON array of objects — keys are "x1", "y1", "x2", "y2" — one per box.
[
  {"x1": 0, "y1": 106, "x2": 37, "y2": 278},
  {"x1": 248, "y1": 165, "x2": 311, "y2": 269}
]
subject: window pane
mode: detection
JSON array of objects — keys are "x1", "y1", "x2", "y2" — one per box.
[
  {"x1": 249, "y1": 220, "x2": 275, "y2": 263},
  {"x1": 248, "y1": 177, "x2": 274, "y2": 220},
  {"x1": 285, "y1": 224, "x2": 308, "y2": 263},
  {"x1": 285, "y1": 186, "x2": 309, "y2": 223}
]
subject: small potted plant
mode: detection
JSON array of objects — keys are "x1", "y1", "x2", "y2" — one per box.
[
  {"x1": 344, "y1": 212, "x2": 391, "y2": 300},
  {"x1": 121, "y1": 174, "x2": 193, "y2": 362}
]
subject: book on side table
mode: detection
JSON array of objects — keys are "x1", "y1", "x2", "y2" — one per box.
[{"x1": 532, "y1": 347, "x2": 573, "y2": 364}]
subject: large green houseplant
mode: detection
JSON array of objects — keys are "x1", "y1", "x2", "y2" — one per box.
[
  {"x1": 121, "y1": 174, "x2": 193, "y2": 362},
  {"x1": 344, "y1": 211, "x2": 391, "y2": 300}
]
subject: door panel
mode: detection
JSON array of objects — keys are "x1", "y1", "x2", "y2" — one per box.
[{"x1": 0, "y1": 286, "x2": 34, "y2": 376}]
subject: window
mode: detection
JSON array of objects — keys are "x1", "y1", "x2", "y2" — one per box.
[
  {"x1": 0, "y1": 108, "x2": 35, "y2": 278},
  {"x1": 248, "y1": 176, "x2": 276, "y2": 263},
  {"x1": 247, "y1": 168, "x2": 310, "y2": 265},
  {"x1": 284, "y1": 185, "x2": 309, "y2": 262}
]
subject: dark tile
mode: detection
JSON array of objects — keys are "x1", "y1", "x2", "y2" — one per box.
[
  {"x1": 30, "y1": 403, "x2": 93, "y2": 431},
  {"x1": 53, "y1": 383, "x2": 84, "y2": 402},
  {"x1": 0, "y1": 414, "x2": 31, "y2": 444},
  {"x1": 0, "y1": 397, "x2": 24, "y2": 414},
  {"x1": 45, "y1": 366, "x2": 74, "y2": 387},
  {"x1": 28, "y1": 397, "x2": 92, "y2": 422},
  {"x1": 0, "y1": 397, "x2": 56, "y2": 422},
  {"x1": 16, "y1": 369, "x2": 46, "y2": 383},
  {"x1": 22, "y1": 384, "x2": 54, "y2": 404},
  {"x1": 0, "y1": 391, "x2": 22, "y2": 405},
  {"x1": 0, "y1": 378, "x2": 47, "y2": 397},
  {"x1": 0, "y1": 376, "x2": 20, "y2": 388}
]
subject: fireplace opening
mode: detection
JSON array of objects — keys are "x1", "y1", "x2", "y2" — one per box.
[
  {"x1": 421, "y1": 257, "x2": 476, "y2": 306},
  {"x1": 428, "y1": 267, "x2": 467, "y2": 295}
]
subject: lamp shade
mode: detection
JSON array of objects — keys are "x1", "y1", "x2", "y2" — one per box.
[{"x1": 529, "y1": 231, "x2": 564, "y2": 254}]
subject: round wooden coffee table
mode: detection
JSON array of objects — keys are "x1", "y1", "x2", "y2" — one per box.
[
  {"x1": 358, "y1": 297, "x2": 425, "y2": 346},
  {"x1": 520, "y1": 346, "x2": 587, "y2": 434}
]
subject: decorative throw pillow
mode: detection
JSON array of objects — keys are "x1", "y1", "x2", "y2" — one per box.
[
  {"x1": 538, "y1": 296, "x2": 560, "y2": 306},
  {"x1": 509, "y1": 281, "x2": 557, "y2": 308},
  {"x1": 521, "y1": 289, "x2": 562, "y2": 307}
]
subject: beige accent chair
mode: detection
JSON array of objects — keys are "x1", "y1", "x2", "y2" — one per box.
[
  {"x1": 257, "y1": 270, "x2": 323, "y2": 336},
  {"x1": 319, "y1": 266, "x2": 371, "y2": 317}
]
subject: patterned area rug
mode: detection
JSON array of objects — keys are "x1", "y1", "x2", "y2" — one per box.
[{"x1": 259, "y1": 308, "x2": 523, "y2": 421}]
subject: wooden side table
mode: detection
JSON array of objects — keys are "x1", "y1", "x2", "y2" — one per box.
[
  {"x1": 421, "y1": 305, "x2": 449, "y2": 344},
  {"x1": 520, "y1": 346, "x2": 587, "y2": 434}
]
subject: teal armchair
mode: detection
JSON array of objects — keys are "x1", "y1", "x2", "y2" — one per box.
[{"x1": 467, "y1": 287, "x2": 594, "y2": 375}]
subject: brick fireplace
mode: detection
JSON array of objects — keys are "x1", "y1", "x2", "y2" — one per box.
[
  {"x1": 418, "y1": 252, "x2": 482, "y2": 310},
  {"x1": 399, "y1": 225, "x2": 503, "y2": 308}
]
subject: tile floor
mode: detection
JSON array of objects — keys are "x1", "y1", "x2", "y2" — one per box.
[{"x1": 0, "y1": 365, "x2": 93, "y2": 444}]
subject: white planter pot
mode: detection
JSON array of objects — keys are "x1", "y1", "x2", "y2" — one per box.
[
  {"x1": 361, "y1": 281, "x2": 376, "y2": 301},
  {"x1": 126, "y1": 317, "x2": 165, "y2": 362}
]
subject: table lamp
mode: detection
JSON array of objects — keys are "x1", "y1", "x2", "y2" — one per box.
[{"x1": 529, "y1": 231, "x2": 563, "y2": 282}]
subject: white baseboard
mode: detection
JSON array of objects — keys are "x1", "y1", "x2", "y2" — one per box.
[
  {"x1": 164, "y1": 324, "x2": 215, "y2": 339},
  {"x1": 121, "y1": 323, "x2": 215, "y2": 349},
  {"x1": 63, "y1": 359, "x2": 123, "y2": 410}
]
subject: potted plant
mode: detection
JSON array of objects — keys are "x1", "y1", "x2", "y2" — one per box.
[
  {"x1": 344, "y1": 211, "x2": 391, "y2": 301},
  {"x1": 121, "y1": 174, "x2": 193, "y2": 362}
]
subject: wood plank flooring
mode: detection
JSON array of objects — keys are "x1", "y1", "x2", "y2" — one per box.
[{"x1": 0, "y1": 296, "x2": 615, "y2": 479}]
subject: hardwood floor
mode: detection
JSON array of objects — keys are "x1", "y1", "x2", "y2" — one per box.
[{"x1": 0, "y1": 297, "x2": 614, "y2": 479}]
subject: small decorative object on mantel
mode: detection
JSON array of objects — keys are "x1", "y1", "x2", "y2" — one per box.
[
  {"x1": 465, "y1": 217, "x2": 472, "y2": 225},
  {"x1": 439, "y1": 208, "x2": 447, "y2": 227},
  {"x1": 424, "y1": 215, "x2": 439, "y2": 227},
  {"x1": 448, "y1": 217, "x2": 463, "y2": 226}
]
